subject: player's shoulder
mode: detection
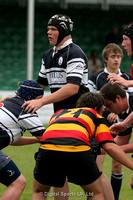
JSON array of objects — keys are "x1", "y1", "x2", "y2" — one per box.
[
  {"x1": 69, "y1": 43, "x2": 85, "y2": 54},
  {"x1": 42, "y1": 47, "x2": 53, "y2": 59},
  {"x1": 68, "y1": 43, "x2": 87, "y2": 61},
  {"x1": 90, "y1": 70, "x2": 104, "y2": 80}
]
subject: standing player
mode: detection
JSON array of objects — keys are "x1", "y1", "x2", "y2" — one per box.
[
  {"x1": 22, "y1": 14, "x2": 89, "y2": 200},
  {"x1": 0, "y1": 80, "x2": 45, "y2": 200},
  {"x1": 22, "y1": 14, "x2": 89, "y2": 114}
]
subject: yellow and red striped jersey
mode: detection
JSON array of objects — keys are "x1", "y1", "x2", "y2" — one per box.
[{"x1": 40, "y1": 107, "x2": 114, "y2": 152}]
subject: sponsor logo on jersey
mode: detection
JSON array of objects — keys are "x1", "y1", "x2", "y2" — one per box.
[
  {"x1": 76, "y1": 65, "x2": 83, "y2": 70},
  {"x1": 51, "y1": 72, "x2": 63, "y2": 79}
]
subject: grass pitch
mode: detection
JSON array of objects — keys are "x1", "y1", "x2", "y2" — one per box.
[{"x1": 0, "y1": 131, "x2": 133, "y2": 200}]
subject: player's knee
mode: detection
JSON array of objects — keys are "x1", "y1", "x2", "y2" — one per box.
[
  {"x1": 112, "y1": 161, "x2": 122, "y2": 173},
  {"x1": 19, "y1": 174, "x2": 26, "y2": 190}
]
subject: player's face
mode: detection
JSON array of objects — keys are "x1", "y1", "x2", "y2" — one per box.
[
  {"x1": 47, "y1": 26, "x2": 59, "y2": 46},
  {"x1": 122, "y1": 35, "x2": 132, "y2": 57},
  {"x1": 104, "y1": 97, "x2": 123, "y2": 114},
  {"x1": 105, "y1": 52, "x2": 122, "y2": 73}
]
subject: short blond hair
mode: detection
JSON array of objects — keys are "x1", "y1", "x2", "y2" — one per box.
[{"x1": 102, "y1": 43, "x2": 123, "y2": 66}]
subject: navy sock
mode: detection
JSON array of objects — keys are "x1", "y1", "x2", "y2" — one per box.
[{"x1": 111, "y1": 171, "x2": 123, "y2": 200}]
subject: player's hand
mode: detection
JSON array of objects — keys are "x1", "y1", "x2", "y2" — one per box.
[
  {"x1": 107, "y1": 73, "x2": 128, "y2": 88},
  {"x1": 22, "y1": 98, "x2": 43, "y2": 114},
  {"x1": 107, "y1": 113, "x2": 117, "y2": 123},
  {"x1": 110, "y1": 122, "x2": 128, "y2": 135}
]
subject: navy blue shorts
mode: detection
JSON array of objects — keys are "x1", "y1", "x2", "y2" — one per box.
[
  {"x1": 0, "y1": 160, "x2": 21, "y2": 186},
  {"x1": 34, "y1": 149, "x2": 102, "y2": 187}
]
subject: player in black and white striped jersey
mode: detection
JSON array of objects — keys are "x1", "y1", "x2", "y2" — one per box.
[
  {"x1": 0, "y1": 80, "x2": 45, "y2": 200},
  {"x1": 22, "y1": 14, "x2": 89, "y2": 200},
  {"x1": 22, "y1": 14, "x2": 89, "y2": 114}
]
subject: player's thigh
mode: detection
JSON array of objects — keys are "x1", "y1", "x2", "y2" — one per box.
[
  {"x1": 96, "y1": 154, "x2": 105, "y2": 171},
  {"x1": 81, "y1": 175, "x2": 104, "y2": 199},
  {"x1": 0, "y1": 160, "x2": 21, "y2": 187},
  {"x1": 33, "y1": 178, "x2": 51, "y2": 193}
]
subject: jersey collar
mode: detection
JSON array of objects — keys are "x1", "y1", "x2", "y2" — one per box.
[
  {"x1": 104, "y1": 67, "x2": 122, "y2": 75},
  {"x1": 53, "y1": 38, "x2": 72, "y2": 54}
]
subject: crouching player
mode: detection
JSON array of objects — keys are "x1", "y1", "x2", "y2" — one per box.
[{"x1": 0, "y1": 80, "x2": 45, "y2": 200}]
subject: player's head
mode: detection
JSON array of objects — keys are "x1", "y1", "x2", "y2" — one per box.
[
  {"x1": 122, "y1": 22, "x2": 133, "y2": 58},
  {"x1": 102, "y1": 43, "x2": 123, "y2": 67},
  {"x1": 76, "y1": 92, "x2": 105, "y2": 115},
  {"x1": 47, "y1": 14, "x2": 73, "y2": 46},
  {"x1": 17, "y1": 80, "x2": 44, "y2": 101},
  {"x1": 100, "y1": 83, "x2": 126, "y2": 114}
]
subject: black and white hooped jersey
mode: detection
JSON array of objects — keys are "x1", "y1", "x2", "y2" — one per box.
[
  {"x1": 37, "y1": 39, "x2": 89, "y2": 112},
  {"x1": 88, "y1": 67, "x2": 133, "y2": 93},
  {"x1": 0, "y1": 97, "x2": 45, "y2": 150},
  {"x1": 119, "y1": 92, "x2": 133, "y2": 120}
]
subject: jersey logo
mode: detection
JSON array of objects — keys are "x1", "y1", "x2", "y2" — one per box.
[
  {"x1": 7, "y1": 170, "x2": 15, "y2": 177},
  {"x1": 58, "y1": 56, "x2": 63, "y2": 65},
  {"x1": 0, "y1": 103, "x2": 4, "y2": 108}
]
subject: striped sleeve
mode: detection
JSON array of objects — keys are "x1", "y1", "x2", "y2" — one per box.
[
  {"x1": 95, "y1": 118, "x2": 114, "y2": 146},
  {"x1": 18, "y1": 113, "x2": 45, "y2": 136}
]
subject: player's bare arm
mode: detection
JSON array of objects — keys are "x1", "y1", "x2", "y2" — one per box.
[
  {"x1": 11, "y1": 136, "x2": 42, "y2": 146},
  {"x1": 102, "y1": 142, "x2": 133, "y2": 170},
  {"x1": 22, "y1": 83, "x2": 80, "y2": 114},
  {"x1": 110, "y1": 112, "x2": 133, "y2": 134}
]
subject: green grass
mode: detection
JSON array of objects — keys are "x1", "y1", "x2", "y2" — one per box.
[{"x1": 0, "y1": 131, "x2": 133, "y2": 199}]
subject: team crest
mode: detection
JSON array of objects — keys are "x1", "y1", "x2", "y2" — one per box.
[{"x1": 58, "y1": 57, "x2": 63, "y2": 65}]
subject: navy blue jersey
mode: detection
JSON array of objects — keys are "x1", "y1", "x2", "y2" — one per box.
[
  {"x1": 88, "y1": 67, "x2": 133, "y2": 93},
  {"x1": 37, "y1": 39, "x2": 89, "y2": 112},
  {"x1": 119, "y1": 92, "x2": 133, "y2": 119},
  {"x1": 0, "y1": 97, "x2": 45, "y2": 150}
]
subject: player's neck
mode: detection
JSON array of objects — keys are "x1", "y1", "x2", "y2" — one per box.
[
  {"x1": 55, "y1": 35, "x2": 70, "y2": 52},
  {"x1": 107, "y1": 67, "x2": 119, "y2": 74}
]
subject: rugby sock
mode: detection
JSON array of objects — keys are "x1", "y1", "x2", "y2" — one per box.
[{"x1": 111, "y1": 171, "x2": 123, "y2": 200}]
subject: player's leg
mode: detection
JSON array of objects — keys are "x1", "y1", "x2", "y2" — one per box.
[
  {"x1": 0, "y1": 160, "x2": 26, "y2": 200},
  {"x1": 130, "y1": 172, "x2": 133, "y2": 189},
  {"x1": 32, "y1": 178, "x2": 51, "y2": 200},
  {"x1": 33, "y1": 149, "x2": 67, "y2": 200},
  {"x1": 96, "y1": 155, "x2": 114, "y2": 200},
  {"x1": 81, "y1": 175, "x2": 104, "y2": 200},
  {"x1": 53, "y1": 179, "x2": 69, "y2": 200},
  {"x1": 111, "y1": 133, "x2": 131, "y2": 200},
  {"x1": 1, "y1": 174, "x2": 26, "y2": 200}
]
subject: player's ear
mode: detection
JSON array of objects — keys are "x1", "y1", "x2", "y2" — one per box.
[
  {"x1": 104, "y1": 58, "x2": 108, "y2": 64},
  {"x1": 115, "y1": 95, "x2": 121, "y2": 102}
]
